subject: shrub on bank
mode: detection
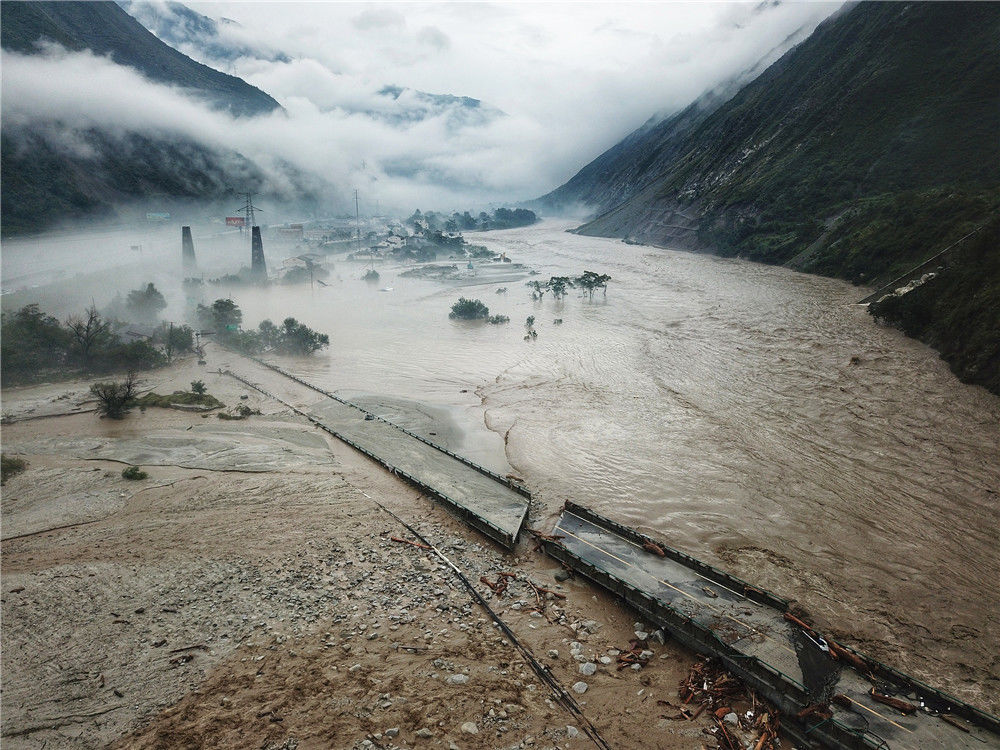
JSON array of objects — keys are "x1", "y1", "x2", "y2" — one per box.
[{"x1": 1, "y1": 455, "x2": 28, "y2": 484}]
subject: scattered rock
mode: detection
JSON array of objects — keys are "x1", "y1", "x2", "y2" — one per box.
[
  {"x1": 384, "y1": 728, "x2": 399, "y2": 738},
  {"x1": 415, "y1": 728, "x2": 434, "y2": 739},
  {"x1": 460, "y1": 721, "x2": 479, "y2": 735},
  {"x1": 547, "y1": 649, "x2": 559, "y2": 659},
  {"x1": 446, "y1": 674, "x2": 469, "y2": 685},
  {"x1": 554, "y1": 569, "x2": 571, "y2": 582},
  {"x1": 566, "y1": 726, "x2": 579, "y2": 738},
  {"x1": 579, "y1": 662, "x2": 597, "y2": 676},
  {"x1": 572, "y1": 682, "x2": 588, "y2": 694}
]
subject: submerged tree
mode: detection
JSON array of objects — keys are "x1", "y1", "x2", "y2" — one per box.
[
  {"x1": 526, "y1": 280, "x2": 549, "y2": 300},
  {"x1": 449, "y1": 298, "x2": 490, "y2": 320},
  {"x1": 91, "y1": 371, "x2": 140, "y2": 419},
  {"x1": 548, "y1": 276, "x2": 574, "y2": 299},
  {"x1": 575, "y1": 271, "x2": 611, "y2": 299},
  {"x1": 524, "y1": 315, "x2": 537, "y2": 340}
]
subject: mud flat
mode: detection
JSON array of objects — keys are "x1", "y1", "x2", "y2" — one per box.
[{"x1": 3, "y1": 350, "x2": 728, "y2": 750}]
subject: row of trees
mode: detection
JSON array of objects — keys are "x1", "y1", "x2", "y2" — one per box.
[
  {"x1": 1, "y1": 303, "x2": 193, "y2": 383},
  {"x1": 407, "y1": 208, "x2": 539, "y2": 233},
  {"x1": 527, "y1": 271, "x2": 611, "y2": 300},
  {"x1": 195, "y1": 299, "x2": 330, "y2": 356}
]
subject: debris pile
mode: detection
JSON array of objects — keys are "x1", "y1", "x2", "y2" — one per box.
[{"x1": 659, "y1": 657, "x2": 782, "y2": 750}]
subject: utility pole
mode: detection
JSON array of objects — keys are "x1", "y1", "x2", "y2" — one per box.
[
  {"x1": 354, "y1": 188, "x2": 361, "y2": 255},
  {"x1": 235, "y1": 192, "x2": 267, "y2": 281}
]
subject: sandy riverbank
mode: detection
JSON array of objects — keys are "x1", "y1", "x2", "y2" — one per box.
[{"x1": 2, "y1": 350, "x2": 739, "y2": 750}]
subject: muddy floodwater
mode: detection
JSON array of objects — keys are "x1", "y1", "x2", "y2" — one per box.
[{"x1": 4, "y1": 219, "x2": 998, "y2": 711}]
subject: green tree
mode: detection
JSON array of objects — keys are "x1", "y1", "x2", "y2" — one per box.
[
  {"x1": 273, "y1": 317, "x2": 330, "y2": 355},
  {"x1": 154, "y1": 323, "x2": 194, "y2": 360},
  {"x1": 257, "y1": 319, "x2": 281, "y2": 350},
  {"x1": 197, "y1": 298, "x2": 242, "y2": 333},
  {"x1": 191, "y1": 380, "x2": 207, "y2": 395},
  {"x1": 449, "y1": 298, "x2": 490, "y2": 320},
  {"x1": 125, "y1": 282, "x2": 167, "y2": 321},
  {"x1": 1, "y1": 304, "x2": 70, "y2": 379},
  {"x1": 106, "y1": 339, "x2": 164, "y2": 371}
]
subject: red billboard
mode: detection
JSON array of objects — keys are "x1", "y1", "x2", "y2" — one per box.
[{"x1": 226, "y1": 216, "x2": 246, "y2": 227}]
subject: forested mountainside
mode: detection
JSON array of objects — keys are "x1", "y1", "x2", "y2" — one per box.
[
  {"x1": 547, "y1": 2, "x2": 999, "y2": 392},
  {"x1": 2, "y1": 1, "x2": 279, "y2": 116},
  {"x1": 1, "y1": 1, "x2": 298, "y2": 236}
]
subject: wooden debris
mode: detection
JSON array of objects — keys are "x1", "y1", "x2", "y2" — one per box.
[
  {"x1": 524, "y1": 527, "x2": 564, "y2": 542},
  {"x1": 782, "y1": 612, "x2": 814, "y2": 632},
  {"x1": 643, "y1": 541, "x2": 666, "y2": 557},
  {"x1": 831, "y1": 693, "x2": 853, "y2": 710},
  {"x1": 828, "y1": 640, "x2": 867, "y2": 671},
  {"x1": 869, "y1": 688, "x2": 917, "y2": 715},
  {"x1": 527, "y1": 580, "x2": 566, "y2": 600},
  {"x1": 940, "y1": 714, "x2": 971, "y2": 732},
  {"x1": 796, "y1": 703, "x2": 833, "y2": 721},
  {"x1": 713, "y1": 717, "x2": 742, "y2": 750},
  {"x1": 479, "y1": 574, "x2": 508, "y2": 598}
]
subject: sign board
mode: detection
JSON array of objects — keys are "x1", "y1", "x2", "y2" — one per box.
[
  {"x1": 146, "y1": 212, "x2": 170, "y2": 222},
  {"x1": 226, "y1": 216, "x2": 246, "y2": 227}
]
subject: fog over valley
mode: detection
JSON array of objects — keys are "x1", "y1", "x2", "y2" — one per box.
[{"x1": 2, "y1": 1, "x2": 839, "y2": 221}]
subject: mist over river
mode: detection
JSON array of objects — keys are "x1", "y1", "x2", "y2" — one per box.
[{"x1": 4, "y1": 220, "x2": 998, "y2": 711}]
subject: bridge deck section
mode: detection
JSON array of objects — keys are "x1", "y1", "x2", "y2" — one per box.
[
  {"x1": 306, "y1": 399, "x2": 529, "y2": 548},
  {"x1": 545, "y1": 504, "x2": 1000, "y2": 750}
]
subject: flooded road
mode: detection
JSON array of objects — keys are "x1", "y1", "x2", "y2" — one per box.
[{"x1": 4, "y1": 219, "x2": 998, "y2": 711}]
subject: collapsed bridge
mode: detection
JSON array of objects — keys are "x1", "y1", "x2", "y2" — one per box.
[{"x1": 232, "y1": 359, "x2": 1000, "y2": 750}]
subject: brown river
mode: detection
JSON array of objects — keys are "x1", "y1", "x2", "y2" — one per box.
[{"x1": 4, "y1": 219, "x2": 998, "y2": 712}]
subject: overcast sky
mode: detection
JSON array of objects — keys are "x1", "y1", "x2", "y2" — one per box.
[{"x1": 4, "y1": 1, "x2": 842, "y2": 214}]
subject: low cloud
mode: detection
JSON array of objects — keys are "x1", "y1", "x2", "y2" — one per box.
[
  {"x1": 352, "y1": 8, "x2": 406, "y2": 31},
  {"x1": 416, "y1": 26, "x2": 451, "y2": 52},
  {"x1": 3, "y1": 2, "x2": 842, "y2": 216}
]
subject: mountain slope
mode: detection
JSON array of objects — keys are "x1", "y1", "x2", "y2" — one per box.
[
  {"x1": 574, "y1": 2, "x2": 999, "y2": 278},
  {"x1": 1, "y1": 1, "x2": 279, "y2": 116},
  {"x1": 0, "y1": 129, "x2": 272, "y2": 235},
  {"x1": 555, "y1": 2, "x2": 1000, "y2": 393},
  {"x1": 118, "y1": 0, "x2": 290, "y2": 66},
  {"x1": 0, "y1": 1, "x2": 309, "y2": 236},
  {"x1": 535, "y1": 83, "x2": 734, "y2": 217}
]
